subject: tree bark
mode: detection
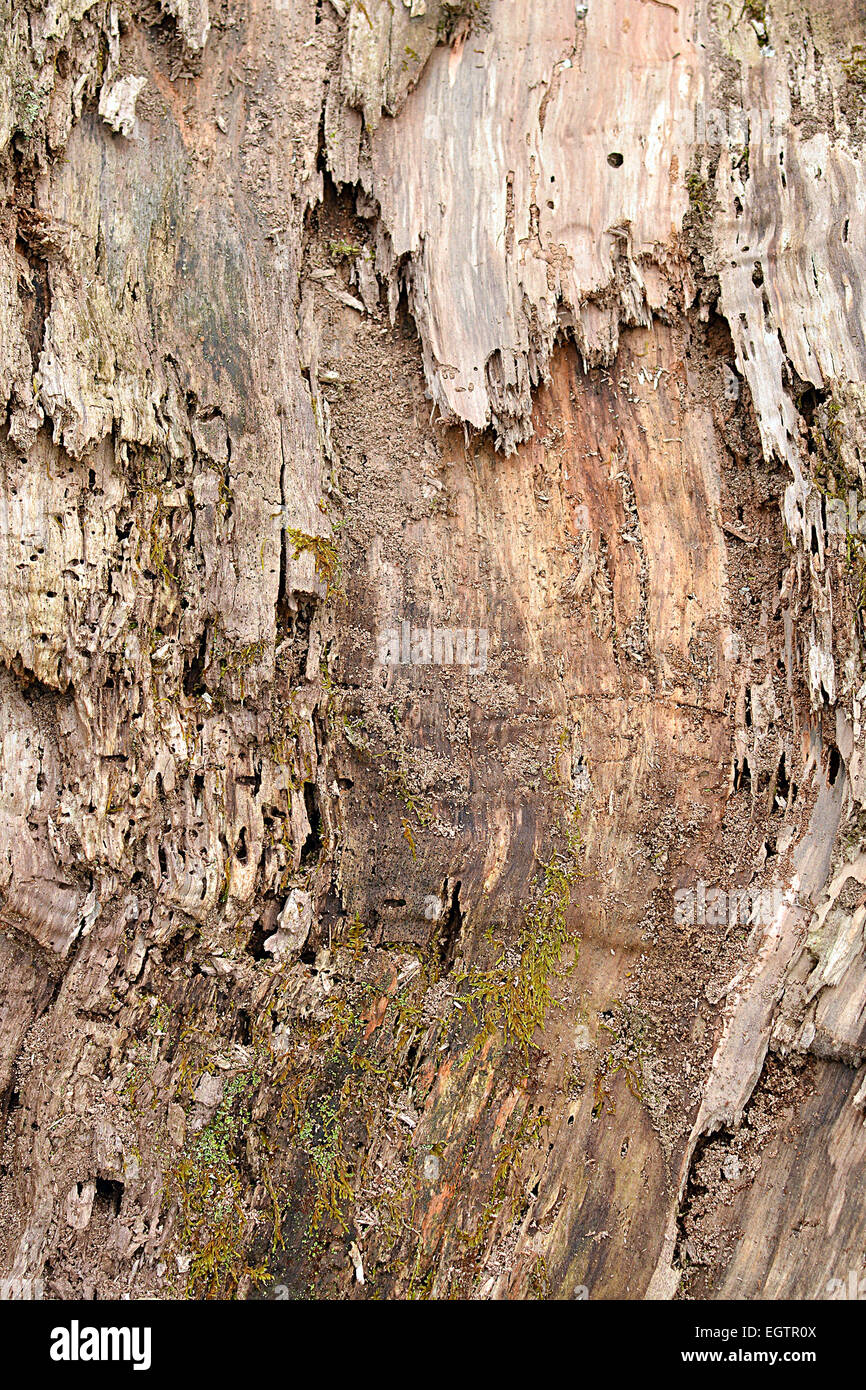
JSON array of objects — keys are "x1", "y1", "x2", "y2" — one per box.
[{"x1": 1, "y1": 0, "x2": 865, "y2": 1301}]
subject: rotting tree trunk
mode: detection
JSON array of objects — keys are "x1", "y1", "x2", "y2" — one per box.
[{"x1": 1, "y1": 0, "x2": 865, "y2": 1302}]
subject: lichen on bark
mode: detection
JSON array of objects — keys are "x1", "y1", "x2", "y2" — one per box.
[{"x1": 1, "y1": 0, "x2": 866, "y2": 1304}]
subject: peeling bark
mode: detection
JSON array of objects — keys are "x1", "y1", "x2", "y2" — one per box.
[{"x1": 0, "y1": 0, "x2": 865, "y2": 1303}]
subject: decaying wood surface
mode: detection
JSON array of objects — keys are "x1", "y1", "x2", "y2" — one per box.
[{"x1": 0, "y1": 0, "x2": 865, "y2": 1300}]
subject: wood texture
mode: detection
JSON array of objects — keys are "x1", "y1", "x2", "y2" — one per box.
[{"x1": 0, "y1": 0, "x2": 864, "y2": 1302}]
